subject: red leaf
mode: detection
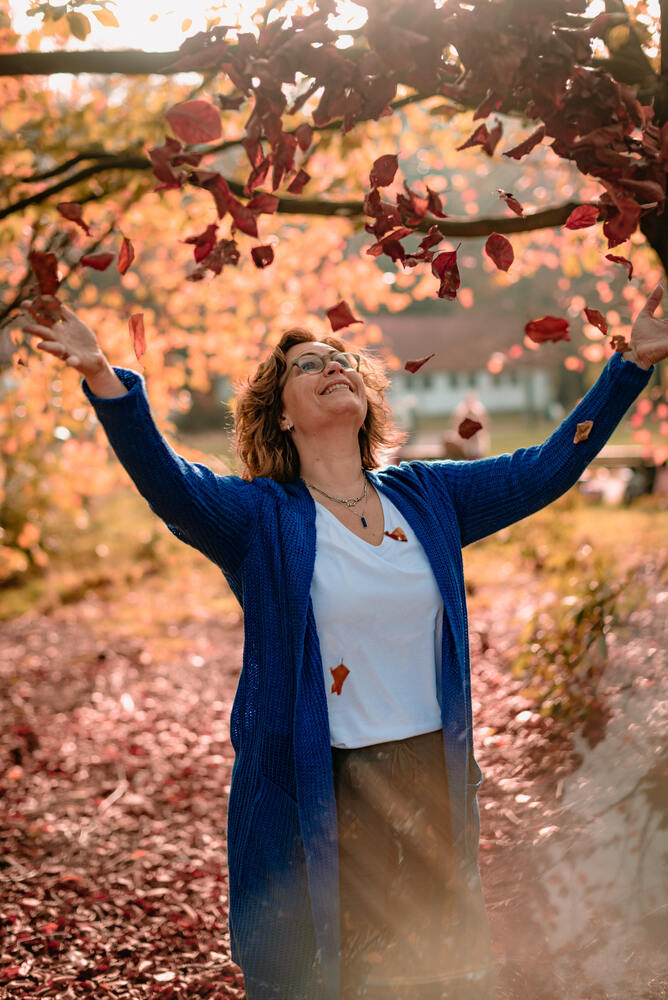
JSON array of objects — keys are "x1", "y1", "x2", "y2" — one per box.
[
  {"x1": 457, "y1": 120, "x2": 502, "y2": 156},
  {"x1": 28, "y1": 251, "x2": 60, "y2": 295},
  {"x1": 165, "y1": 99, "x2": 222, "y2": 145},
  {"x1": 574, "y1": 420, "x2": 593, "y2": 443},
  {"x1": 610, "y1": 333, "x2": 630, "y2": 353},
  {"x1": 525, "y1": 316, "x2": 571, "y2": 343},
  {"x1": 251, "y1": 245, "x2": 274, "y2": 268},
  {"x1": 286, "y1": 169, "x2": 311, "y2": 194},
  {"x1": 183, "y1": 223, "x2": 218, "y2": 262},
  {"x1": 426, "y1": 186, "x2": 447, "y2": 218},
  {"x1": 217, "y1": 93, "x2": 245, "y2": 111},
  {"x1": 565, "y1": 205, "x2": 599, "y2": 230},
  {"x1": 498, "y1": 190, "x2": 524, "y2": 217},
  {"x1": 432, "y1": 249, "x2": 460, "y2": 300},
  {"x1": 117, "y1": 236, "x2": 135, "y2": 275},
  {"x1": 485, "y1": 233, "x2": 514, "y2": 271},
  {"x1": 326, "y1": 300, "x2": 363, "y2": 332},
  {"x1": 503, "y1": 125, "x2": 546, "y2": 160},
  {"x1": 129, "y1": 313, "x2": 146, "y2": 362},
  {"x1": 330, "y1": 660, "x2": 350, "y2": 695},
  {"x1": 295, "y1": 123, "x2": 313, "y2": 151},
  {"x1": 584, "y1": 307, "x2": 608, "y2": 335},
  {"x1": 247, "y1": 193, "x2": 279, "y2": 215},
  {"x1": 458, "y1": 418, "x2": 483, "y2": 439},
  {"x1": 56, "y1": 201, "x2": 91, "y2": 235},
  {"x1": 405, "y1": 353, "x2": 435, "y2": 373},
  {"x1": 473, "y1": 90, "x2": 503, "y2": 121},
  {"x1": 384, "y1": 527, "x2": 408, "y2": 541},
  {"x1": 369, "y1": 154, "x2": 398, "y2": 188},
  {"x1": 80, "y1": 252, "x2": 115, "y2": 271},
  {"x1": 605, "y1": 253, "x2": 634, "y2": 280}
]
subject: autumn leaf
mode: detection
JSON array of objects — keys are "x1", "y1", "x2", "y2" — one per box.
[
  {"x1": 498, "y1": 191, "x2": 524, "y2": 217},
  {"x1": 503, "y1": 125, "x2": 546, "y2": 160},
  {"x1": 80, "y1": 252, "x2": 115, "y2": 271},
  {"x1": 610, "y1": 334, "x2": 630, "y2": 353},
  {"x1": 93, "y1": 8, "x2": 120, "y2": 28},
  {"x1": 457, "y1": 120, "x2": 502, "y2": 156},
  {"x1": 605, "y1": 253, "x2": 633, "y2": 280},
  {"x1": 28, "y1": 252, "x2": 60, "y2": 296},
  {"x1": 384, "y1": 527, "x2": 408, "y2": 541},
  {"x1": 369, "y1": 154, "x2": 398, "y2": 188},
  {"x1": 574, "y1": 420, "x2": 593, "y2": 443},
  {"x1": 432, "y1": 248, "x2": 460, "y2": 300},
  {"x1": 565, "y1": 205, "x2": 599, "y2": 230},
  {"x1": 584, "y1": 307, "x2": 608, "y2": 335},
  {"x1": 330, "y1": 660, "x2": 350, "y2": 695},
  {"x1": 67, "y1": 11, "x2": 90, "y2": 40},
  {"x1": 326, "y1": 301, "x2": 362, "y2": 331},
  {"x1": 286, "y1": 169, "x2": 311, "y2": 194},
  {"x1": 117, "y1": 237, "x2": 135, "y2": 275},
  {"x1": 56, "y1": 202, "x2": 91, "y2": 235},
  {"x1": 525, "y1": 316, "x2": 571, "y2": 343},
  {"x1": 183, "y1": 224, "x2": 218, "y2": 262},
  {"x1": 129, "y1": 313, "x2": 146, "y2": 362},
  {"x1": 251, "y1": 245, "x2": 274, "y2": 268},
  {"x1": 165, "y1": 100, "x2": 222, "y2": 145},
  {"x1": 295, "y1": 123, "x2": 313, "y2": 151},
  {"x1": 485, "y1": 233, "x2": 514, "y2": 271},
  {"x1": 405, "y1": 353, "x2": 435, "y2": 373},
  {"x1": 458, "y1": 418, "x2": 483, "y2": 439}
]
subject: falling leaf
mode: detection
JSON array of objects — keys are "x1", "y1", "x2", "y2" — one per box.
[
  {"x1": 610, "y1": 334, "x2": 630, "y2": 353},
  {"x1": 330, "y1": 660, "x2": 350, "y2": 695},
  {"x1": 498, "y1": 191, "x2": 524, "y2": 217},
  {"x1": 574, "y1": 420, "x2": 593, "y2": 443},
  {"x1": 565, "y1": 205, "x2": 599, "y2": 230},
  {"x1": 67, "y1": 11, "x2": 90, "y2": 40},
  {"x1": 28, "y1": 252, "x2": 60, "y2": 295},
  {"x1": 117, "y1": 237, "x2": 135, "y2": 275},
  {"x1": 584, "y1": 307, "x2": 608, "y2": 335},
  {"x1": 485, "y1": 233, "x2": 514, "y2": 271},
  {"x1": 369, "y1": 154, "x2": 398, "y2": 188},
  {"x1": 605, "y1": 253, "x2": 634, "y2": 280},
  {"x1": 525, "y1": 316, "x2": 571, "y2": 344},
  {"x1": 247, "y1": 193, "x2": 279, "y2": 215},
  {"x1": 56, "y1": 202, "x2": 91, "y2": 235},
  {"x1": 503, "y1": 125, "x2": 546, "y2": 160},
  {"x1": 165, "y1": 100, "x2": 222, "y2": 145},
  {"x1": 384, "y1": 527, "x2": 407, "y2": 541},
  {"x1": 93, "y1": 8, "x2": 120, "y2": 27},
  {"x1": 295, "y1": 123, "x2": 313, "y2": 151},
  {"x1": 80, "y1": 252, "x2": 115, "y2": 271},
  {"x1": 251, "y1": 245, "x2": 274, "y2": 268},
  {"x1": 432, "y1": 248, "x2": 460, "y2": 300},
  {"x1": 458, "y1": 418, "x2": 483, "y2": 439},
  {"x1": 326, "y1": 300, "x2": 362, "y2": 332},
  {"x1": 129, "y1": 313, "x2": 146, "y2": 362},
  {"x1": 405, "y1": 353, "x2": 435, "y2": 373},
  {"x1": 456, "y1": 121, "x2": 502, "y2": 156},
  {"x1": 217, "y1": 93, "x2": 245, "y2": 111},
  {"x1": 183, "y1": 224, "x2": 218, "y2": 262}
]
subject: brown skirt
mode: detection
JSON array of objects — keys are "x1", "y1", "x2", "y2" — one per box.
[{"x1": 332, "y1": 728, "x2": 494, "y2": 1000}]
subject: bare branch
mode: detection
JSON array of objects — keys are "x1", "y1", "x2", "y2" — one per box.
[{"x1": 0, "y1": 50, "x2": 181, "y2": 77}]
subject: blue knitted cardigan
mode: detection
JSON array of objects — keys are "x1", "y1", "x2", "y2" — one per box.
[{"x1": 82, "y1": 352, "x2": 653, "y2": 1000}]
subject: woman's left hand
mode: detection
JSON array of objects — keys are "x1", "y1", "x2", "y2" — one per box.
[{"x1": 625, "y1": 284, "x2": 668, "y2": 369}]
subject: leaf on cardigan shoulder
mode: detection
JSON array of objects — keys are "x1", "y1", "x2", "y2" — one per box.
[
  {"x1": 384, "y1": 526, "x2": 408, "y2": 541},
  {"x1": 574, "y1": 420, "x2": 594, "y2": 444},
  {"x1": 330, "y1": 660, "x2": 350, "y2": 695}
]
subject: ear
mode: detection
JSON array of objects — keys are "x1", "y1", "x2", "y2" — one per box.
[{"x1": 280, "y1": 414, "x2": 294, "y2": 432}]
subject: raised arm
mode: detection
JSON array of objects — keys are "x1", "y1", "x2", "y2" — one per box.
[
  {"x1": 21, "y1": 301, "x2": 260, "y2": 576},
  {"x1": 412, "y1": 285, "x2": 666, "y2": 548}
]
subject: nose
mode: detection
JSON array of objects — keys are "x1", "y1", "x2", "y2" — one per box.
[{"x1": 324, "y1": 358, "x2": 345, "y2": 375}]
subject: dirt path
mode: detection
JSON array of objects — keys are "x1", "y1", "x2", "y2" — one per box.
[{"x1": 1, "y1": 553, "x2": 666, "y2": 998}]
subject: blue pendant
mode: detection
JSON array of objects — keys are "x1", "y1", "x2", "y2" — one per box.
[{"x1": 361, "y1": 516, "x2": 368, "y2": 528}]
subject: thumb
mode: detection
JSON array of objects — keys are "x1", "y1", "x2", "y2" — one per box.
[{"x1": 642, "y1": 283, "x2": 664, "y2": 316}]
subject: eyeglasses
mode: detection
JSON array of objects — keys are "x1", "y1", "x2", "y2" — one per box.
[{"x1": 279, "y1": 350, "x2": 360, "y2": 389}]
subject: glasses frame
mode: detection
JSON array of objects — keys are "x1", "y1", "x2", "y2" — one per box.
[{"x1": 279, "y1": 349, "x2": 361, "y2": 390}]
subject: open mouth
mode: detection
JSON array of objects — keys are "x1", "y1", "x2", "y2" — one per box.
[{"x1": 321, "y1": 382, "x2": 353, "y2": 395}]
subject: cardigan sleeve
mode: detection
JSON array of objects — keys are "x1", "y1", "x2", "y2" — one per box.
[
  {"x1": 413, "y1": 353, "x2": 655, "y2": 548},
  {"x1": 81, "y1": 367, "x2": 260, "y2": 575}
]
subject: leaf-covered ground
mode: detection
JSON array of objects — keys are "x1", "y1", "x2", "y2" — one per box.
[{"x1": 1, "y1": 542, "x2": 666, "y2": 999}]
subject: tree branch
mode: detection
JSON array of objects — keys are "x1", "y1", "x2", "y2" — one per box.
[{"x1": 0, "y1": 50, "x2": 181, "y2": 77}]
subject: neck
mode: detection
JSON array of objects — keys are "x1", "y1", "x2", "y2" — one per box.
[{"x1": 297, "y1": 429, "x2": 365, "y2": 496}]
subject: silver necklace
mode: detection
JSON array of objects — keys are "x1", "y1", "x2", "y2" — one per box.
[{"x1": 303, "y1": 475, "x2": 370, "y2": 528}]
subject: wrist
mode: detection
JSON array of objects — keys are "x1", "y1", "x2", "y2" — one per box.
[{"x1": 621, "y1": 349, "x2": 652, "y2": 371}]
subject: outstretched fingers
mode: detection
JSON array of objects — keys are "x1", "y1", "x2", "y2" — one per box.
[{"x1": 642, "y1": 283, "x2": 664, "y2": 317}]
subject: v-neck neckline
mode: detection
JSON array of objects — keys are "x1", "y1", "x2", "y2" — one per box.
[{"x1": 313, "y1": 488, "x2": 388, "y2": 548}]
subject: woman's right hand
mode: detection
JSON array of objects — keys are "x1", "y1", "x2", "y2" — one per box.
[{"x1": 20, "y1": 298, "x2": 109, "y2": 378}]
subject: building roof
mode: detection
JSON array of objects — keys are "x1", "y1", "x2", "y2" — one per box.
[{"x1": 363, "y1": 310, "x2": 570, "y2": 374}]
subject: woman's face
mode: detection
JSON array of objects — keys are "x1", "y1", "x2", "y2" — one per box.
[{"x1": 279, "y1": 341, "x2": 368, "y2": 434}]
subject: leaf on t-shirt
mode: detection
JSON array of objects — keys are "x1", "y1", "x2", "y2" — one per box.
[
  {"x1": 330, "y1": 660, "x2": 350, "y2": 695},
  {"x1": 574, "y1": 420, "x2": 593, "y2": 443},
  {"x1": 384, "y1": 527, "x2": 408, "y2": 541}
]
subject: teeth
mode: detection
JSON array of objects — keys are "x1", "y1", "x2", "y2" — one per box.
[{"x1": 323, "y1": 384, "x2": 350, "y2": 394}]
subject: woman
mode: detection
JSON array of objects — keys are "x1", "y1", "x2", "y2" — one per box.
[{"x1": 21, "y1": 288, "x2": 666, "y2": 1000}]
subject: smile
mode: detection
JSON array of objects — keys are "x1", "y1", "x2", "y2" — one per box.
[{"x1": 321, "y1": 382, "x2": 353, "y2": 395}]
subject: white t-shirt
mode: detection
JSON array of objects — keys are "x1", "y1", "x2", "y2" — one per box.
[{"x1": 310, "y1": 489, "x2": 444, "y2": 749}]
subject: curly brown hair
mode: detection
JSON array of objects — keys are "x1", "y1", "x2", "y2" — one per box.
[{"x1": 234, "y1": 327, "x2": 406, "y2": 482}]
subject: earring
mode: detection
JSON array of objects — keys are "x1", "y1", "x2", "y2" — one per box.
[{"x1": 283, "y1": 422, "x2": 293, "y2": 432}]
